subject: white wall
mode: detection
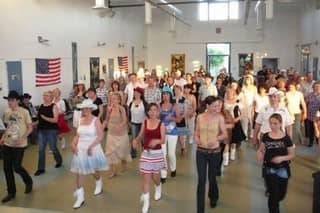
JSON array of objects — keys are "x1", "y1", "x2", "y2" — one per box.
[
  {"x1": 0, "y1": 0, "x2": 146, "y2": 112},
  {"x1": 0, "y1": 0, "x2": 308, "y2": 114},
  {"x1": 146, "y1": 3, "x2": 300, "y2": 78},
  {"x1": 299, "y1": 0, "x2": 320, "y2": 75}
]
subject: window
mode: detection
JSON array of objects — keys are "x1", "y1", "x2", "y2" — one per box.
[
  {"x1": 199, "y1": 3, "x2": 209, "y2": 21},
  {"x1": 206, "y1": 43, "x2": 231, "y2": 78},
  {"x1": 229, "y1": 1, "x2": 239, "y2": 20},
  {"x1": 198, "y1": 1, "x2": 239, "y2": 21},
  {"x1": 210, "y1": 3, "x2": 228, "y2": 20}
]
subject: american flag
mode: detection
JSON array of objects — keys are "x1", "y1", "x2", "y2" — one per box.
[
  {"x1": 118, "y1": 56, "x2": 128, "y2": 71},
  {"x1": 35, "y1": 58, "x2": 61, "y2": 87}
]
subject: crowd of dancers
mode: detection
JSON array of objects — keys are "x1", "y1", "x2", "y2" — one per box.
[{"x1": 0, "y1": 66, "x2": 318, "y2": 213}]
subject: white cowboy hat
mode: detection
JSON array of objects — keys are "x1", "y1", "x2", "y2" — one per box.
[
  {"x1": 267, "y1": 87, "x2": 283, "y2": 96},
  {"x1": 75, "y1": 80, "x2": 85, "y2": 85},
  {"x1": 76, "y1": 99, "x2": 97, "y2": 110}
]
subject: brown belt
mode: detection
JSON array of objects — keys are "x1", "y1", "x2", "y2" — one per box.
[{"x1": 197, "y1": 146, "x2": 221, "y2": 154}]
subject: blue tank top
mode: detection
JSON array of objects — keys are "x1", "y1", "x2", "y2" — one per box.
[{"x1": 160, "y1": 104, "x2": 178, "y2": 135}]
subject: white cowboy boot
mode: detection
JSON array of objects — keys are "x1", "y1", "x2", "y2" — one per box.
[
  {"x1": 61, "y1": 137, "x2": 66, "y2": 149},
  {"x1": 73, "y1": 187, "x2": 85, "y2": 209},
  {"x1": 223, "y1": 152, "x2": 229, "y2": 166},
  {"x1": 230, "y1": 148, "x2": 236, "y2": 161},
  {"x1": 140, "y1": 193, "x2": 150, "y2": 213},
  {"x1": 154, "y1": 184, "x2": 162, "y2": 201},
  {"x1": 94, "y1": 178, "x2": 103, "y2": 196}
]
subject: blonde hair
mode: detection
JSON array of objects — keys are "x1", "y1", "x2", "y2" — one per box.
[
  {"x1": 112, "y1": 92, "x2": 122, "y2": 104},
  {"x1": 44, "y1": 90, "x2": 54, "y2": 100},
  {"x1": 53, "y1": 88, "x2": 61, "y2": 96}
]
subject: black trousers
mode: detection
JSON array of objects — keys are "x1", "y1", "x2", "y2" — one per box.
[
  {"x1": 196, "y1": 150, "x2": 220, "y2": 213},
  {"x1": 264, "y1": 174, "x2": 288, "y2": 213},
  {"x1": 2, "y1": 145, "x2": 33, "y2": 195},
  {"x1": 305, "y1": 119, "x2": 315, "y2": 146}
]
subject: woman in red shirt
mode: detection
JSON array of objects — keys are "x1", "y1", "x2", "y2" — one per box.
[{"x1": 133, "y1": 103, "x2": 166, "y2": 213}]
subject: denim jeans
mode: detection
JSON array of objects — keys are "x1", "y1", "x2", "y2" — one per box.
[
  {"x1": 37, "y1": 129, "x2": 62, "y2": 171},
  {"x1": 131, "y1": 123, "x2": 142, "y2": 158},
  {"x1": 196, "y1": 149, "x2": 221, "y2": 213},
  {"x1": 2, "y1": 145, "x2": 33, "y2": 194}
]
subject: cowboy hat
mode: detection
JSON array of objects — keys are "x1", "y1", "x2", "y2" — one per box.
[{"x1": 76, "y1": 99, "x2": 97, "y2": 110}]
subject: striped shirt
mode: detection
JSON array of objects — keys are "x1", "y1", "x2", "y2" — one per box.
[{"x1": 144, "y1": 87, "x2": 162, "y2": 104}]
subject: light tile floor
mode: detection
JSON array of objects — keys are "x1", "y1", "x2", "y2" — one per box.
[{"x1": 0, "y1": 135, "x2": 318, "y2": 213}]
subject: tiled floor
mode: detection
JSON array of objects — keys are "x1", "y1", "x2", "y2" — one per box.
[{"x1": 0, "y1": 134, "x2": 318, "y2": 213}]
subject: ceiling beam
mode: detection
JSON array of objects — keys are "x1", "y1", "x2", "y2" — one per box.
[
  {"x1": 243, "y1": 0, "x2": 251, "y2": 25},
  {"x1": 145, "y1": 0, "x2": 191, "y2": 27},
  {"x1": 109, "y1": 0, "x2": 263, "y2": 8}
]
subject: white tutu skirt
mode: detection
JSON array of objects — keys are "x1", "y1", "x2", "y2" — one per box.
[{"x1": 71, "y1": 144, "x2": 109, "y2": 175}]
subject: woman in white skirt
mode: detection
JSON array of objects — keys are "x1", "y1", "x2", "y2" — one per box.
[
  {"x1": 133, "y1": 103, "x2": 166, "y2": 213},
  {"x1": 70, "y1": 99, "x2": 109, "y2": 209}
]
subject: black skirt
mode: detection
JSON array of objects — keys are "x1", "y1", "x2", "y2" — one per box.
[{"x1": 231, "y1": 121, "x2": 246, "y2": 144}]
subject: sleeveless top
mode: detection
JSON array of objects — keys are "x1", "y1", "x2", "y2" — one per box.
[
  {"x1": 38, "y1": 103, "x2": 58, "y2": 130},
  {"x1": 175, "y1": 96, "x2": 186, "y2": 127},
  {"x1": 198, "y1": 115, "x2": 220, "y2": 149},
  {"x1": 130, "y1": 101, "x2": 146, "y2": 124},
  {"x1": 77, "y1": 117, "x2": 97, "y2": 149},
  {"x1": 144, "y1": 120, "x2": 162, "y2": 150},
  {"x1": 159, "y1": 104, "x2": 178, "y2": 135},
  {"x1": 175, "y1": 96, "x2": 186, "y2": 116},
  {"x1": 185, "y1": 97, "x2": 194, "y2": 115},
  {"x1": 107, "y1": 106, "x2": 127, "y2": 135}
]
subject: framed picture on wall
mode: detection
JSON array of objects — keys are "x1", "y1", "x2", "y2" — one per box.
[
  {"x1": 137, "y1": 61, "x2": 145, "y2": 69},
  {"x1": 238, "y1": 53, "x2": 253, "y2": 76},
  {"x1": 90, "y1": 57, "x2": 100, "y2": 88},
  {"x1": 171, "y1": 54, "x2": 185, "y2": 75}
]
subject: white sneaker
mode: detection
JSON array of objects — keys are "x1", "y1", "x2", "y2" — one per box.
[
  {"x1": 154, "y1": 184, "x2": 162, "y2": 201},
  {"x1": 94, "y1": 178, "x2": 103, "y2": 196},
  {"x1": 73, "y1": 187, "x2": 85, "y2": 209},
  {"x1": 223, "y1": 152, "x2": 229, "y2": 166},
  {"x1": 61, "y1": 138, "x2": 66, "y2": 150},
  {"x1": 141, "y1": 193, "x2": 150, "y2": 213},
  {"x1": 230, "y1": 148, "x2": 236, "y2": 161}
]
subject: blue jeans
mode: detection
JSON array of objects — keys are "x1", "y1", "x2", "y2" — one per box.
[
  {"x1": 196, "y1": 149, "x2": 220, "y2": 213},
  {"x1": 37, "y1": 129, "x2": 62, "y2": 171},
  {"x1": 131, "y1": 123, "x2": 142, "y2": 158}
]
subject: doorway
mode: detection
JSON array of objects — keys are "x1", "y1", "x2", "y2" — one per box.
[
  {"x1": 6, "y1": 61, "x2": 23, "y2": 95},
  {"x1": 262, "y1": 58, "x2": 278, "y2": 72}
]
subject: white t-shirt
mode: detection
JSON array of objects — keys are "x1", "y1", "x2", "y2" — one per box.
[
  {"x1": 240, "y1": 88, "x2": 257, "y2": 108},
  {"x1": 130, "y1": 102, "x2": 146, "y2": 124},
  {"x1": 124, "y1": 82, "x2": 143, "y2": 106},
  {"x1": 286, "y1": 90, "x2": 304, "y2": 116},
  {"x1": 254, "y1": 94, "x2": 269, "y2": 113},
  {"x1": 255, "y1": 105, "x2": 293, "y2": 134},
  {"x1": 174, "y1": 78, "x2": 187, "y2": 88},
  {"x1": 55, "y1": 99, "x2": 66, "y2": 114}
]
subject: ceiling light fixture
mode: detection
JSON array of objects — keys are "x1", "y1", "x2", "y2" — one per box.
[{"x1": 92, "y1": 0, "x2": 107, "y2": 9}]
